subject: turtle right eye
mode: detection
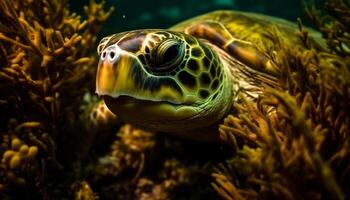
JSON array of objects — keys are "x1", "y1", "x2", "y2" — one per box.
[{"x1": 149, "y1": 39, "x2": 185, "y2": 73}]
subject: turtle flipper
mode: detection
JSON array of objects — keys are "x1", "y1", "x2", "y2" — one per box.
[
  {"x1": 85, "y1": 100, "x2": 119, "y2": 131},
  {"x1": 185, "y1": 21, "x2": 279, "y2": 76}
]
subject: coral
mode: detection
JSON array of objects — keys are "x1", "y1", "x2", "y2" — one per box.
[
  {"x1": 0, "y1": 0, "x2": 113, "y2": 198},
  {"x1": 213, "y1": 1, "x2": 350, "y2": 199}
]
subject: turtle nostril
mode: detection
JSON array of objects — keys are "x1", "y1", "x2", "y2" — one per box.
[
  {"x1": 110, "y1": 51, "x2": 115, "y2": 59},
  {"x1": 107, "y1": 51, "x2": 118, "y2": 62},
  {"x1": 101, "y1": 51, "x2": 107, "y2": 59}
]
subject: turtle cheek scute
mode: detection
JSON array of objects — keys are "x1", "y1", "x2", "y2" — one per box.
[
  {"x1": 199, "y1": 89, "x2": 210, "y2": 99},
  {"x1": 211, "y1": 79, "x2": 219, "y2": 90},
  {"x1": 200, "y1": 73, "x2": 211, "y2": 86},
  {"x1": 193, "y1": 43, "x2": 224, "y2": 101},
  {"x1": 187, "y1": 59, "x2": 200, "y2": 72},
  {"x1": 191, "y1": 47, "x2": 203, "y2": 58},
  {"x1": 177, "y1": 71, "x2": 197, "y2": 89},
  {"x1": 210, "y1": 64, "x2": 217, "y2": 77},
  {"x1": 185, "y1": 36, "x2": 198, "y2": 45}
]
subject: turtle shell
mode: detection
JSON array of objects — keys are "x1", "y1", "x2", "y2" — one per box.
[{"x1": 170, "y1": 10, "x2": 326, "y2": 76}]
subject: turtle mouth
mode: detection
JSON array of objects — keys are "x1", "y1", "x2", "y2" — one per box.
[
  {"x1": 101, "y1": 94, "x2": 200, "y2": 122},
  {"x1": 102, "y1": 95, "x2": 184, "y2": 107}
]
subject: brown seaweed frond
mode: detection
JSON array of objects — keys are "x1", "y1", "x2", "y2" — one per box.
[
  {"x1": 0, "y1": 120, "x2": 51, "y2": 196},
  {"x1": 94, "y1": 124, "x2": 156, "y2": 181},
  {"x1": 305, "y1": 0, "x2": 350, "y2": 57},
  {"x1": 91, "y1": 125, "x2": 173, "y2": 200},
  {"x1": 73, "y1": 181, "x2": 97, "y2": 200},
  {"x1": 133, "y1": 158, "x2": 193, "y2": 200},
  {"x1": 216, "y1": 79, "x2": 348, "y2": 199},
  {"x1": 0, "y1": 0, "x2": 113, "y2": 198},
  {"x1": 215, "y1": 1, "x2": 350, "y2": 199},
  {"x1": 91, "y1": 124, "x2": 223, "y2": 199}
]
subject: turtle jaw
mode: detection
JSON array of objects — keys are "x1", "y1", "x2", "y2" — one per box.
[{"x1": 102, "y1": 94, "x2": 201, "y2": 130}]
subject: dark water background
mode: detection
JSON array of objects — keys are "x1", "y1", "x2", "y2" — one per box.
[{"x1": 71, "y1": 0, "x2": 326, "y2": 39}]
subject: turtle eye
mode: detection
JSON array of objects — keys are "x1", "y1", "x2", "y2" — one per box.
[{"x1": 150, "y1": 39, "x2": 185, "y2": 72}]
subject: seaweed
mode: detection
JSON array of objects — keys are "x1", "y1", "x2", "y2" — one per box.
[
  {"x1": 0, "y1": 0, "x2": 113, "y2": 198},
  {"x1": 213, "y1": 0, "x2": 350, "y2": 199},
  {"x1": 305, "y1": 0, "x2": 350, "y2": 57},
  {"x1": 90, "y1": 124, "x2": 224, "y2": 200}
]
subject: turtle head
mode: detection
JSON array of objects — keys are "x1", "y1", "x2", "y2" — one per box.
[{"x1": 96, "y1": 30, "x2": 232, "y2": 132}]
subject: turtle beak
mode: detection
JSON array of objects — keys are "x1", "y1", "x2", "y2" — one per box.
[{"x1": 95, "y1": 46, "x2": 142, "y2": 98}]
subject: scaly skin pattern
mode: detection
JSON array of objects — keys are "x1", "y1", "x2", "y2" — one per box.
[
  {"x1": 86, "y1": 101, "x2": 118, "y2": 130},
  {"x1": 92, "y1": 10, "x2": 325, "y2": 141}
]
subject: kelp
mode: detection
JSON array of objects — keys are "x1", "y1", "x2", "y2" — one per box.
[
  {"x1": 213, "y1": 0, "x2": 350, "y2": 199},
  {"x1": 0, "y1": 0, "x2": 113, "y2": 198}
]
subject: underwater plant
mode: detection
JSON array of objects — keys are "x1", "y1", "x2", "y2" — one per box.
[
  {"x1": 0, "y1": 0, "x2": 113, "y2": 198},
  {"x1": 212, "y1": 0, "x2": 350, "y2": 199}
]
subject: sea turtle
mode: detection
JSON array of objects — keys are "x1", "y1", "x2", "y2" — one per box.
[{"x1": 93, "y1": 10, "x2": 324, "y2": 141}]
